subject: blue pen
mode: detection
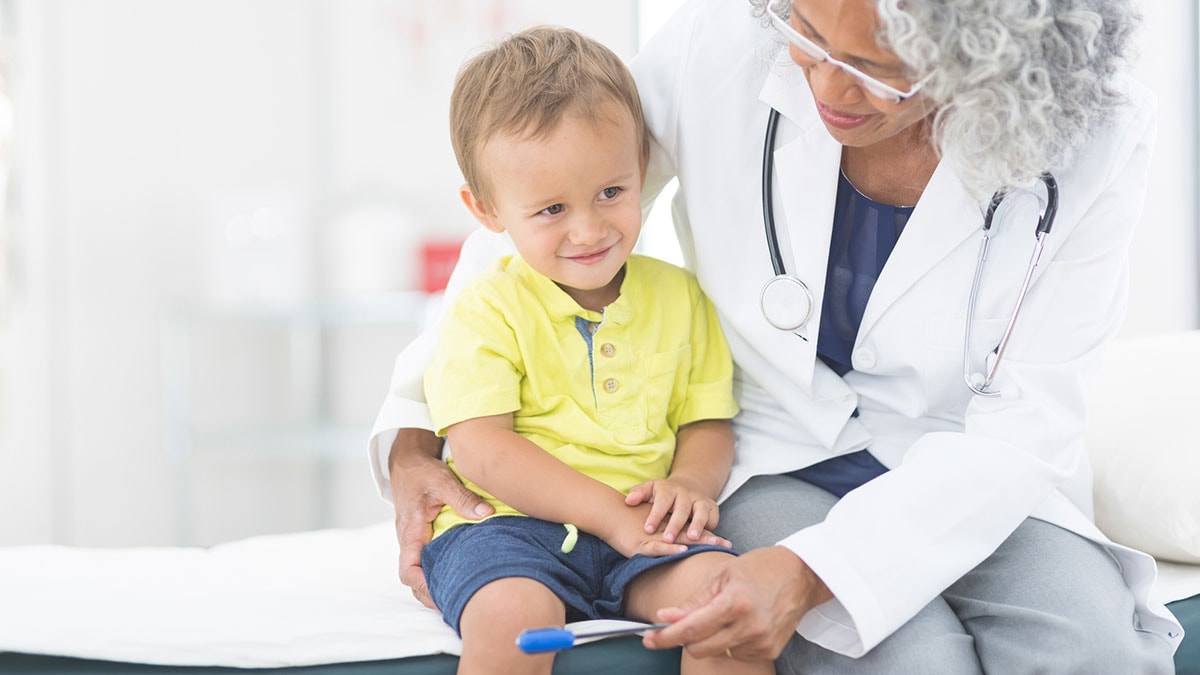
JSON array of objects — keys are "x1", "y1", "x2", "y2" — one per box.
[{"x1": 516, "y1": 623, "x2": 671, "y2": 654}]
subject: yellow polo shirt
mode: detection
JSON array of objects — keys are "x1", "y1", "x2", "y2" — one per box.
[{"x1": 425, "y1": 254, "x2": 738, "y2": 537}]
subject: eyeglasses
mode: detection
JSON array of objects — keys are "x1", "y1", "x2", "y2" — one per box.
[{"x1": 766, "y1": 5, "x2": 929, "y2": 104}]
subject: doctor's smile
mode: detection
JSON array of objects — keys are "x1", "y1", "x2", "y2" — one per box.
[{"x1": 813, "y1": 100, "x2": 870, "y2": 130}]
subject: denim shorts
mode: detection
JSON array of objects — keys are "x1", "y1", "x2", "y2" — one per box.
[{"x1": 421, "y1": 515, "x2": 736, "y2": 633}]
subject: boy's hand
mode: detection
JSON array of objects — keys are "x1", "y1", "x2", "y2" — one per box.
[
  {"x1": 605, "y1": 503, "x2": 730, "y2": 558},
  {"x1": 625, "y1": 477, "x2": 723, "y2": 545}
]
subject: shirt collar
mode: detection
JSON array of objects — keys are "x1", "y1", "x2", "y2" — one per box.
[{"x1": 507, "y1": 255, "x2": 635, "y2": 326}]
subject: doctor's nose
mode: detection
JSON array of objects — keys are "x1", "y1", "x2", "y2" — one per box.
[{"x1": 804, "y1": 61, "x2": 867, "y2": 105}]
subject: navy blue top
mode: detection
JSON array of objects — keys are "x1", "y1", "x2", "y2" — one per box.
[{"x1": 787, "y1": 172, "x2": 913, "y2": 497}]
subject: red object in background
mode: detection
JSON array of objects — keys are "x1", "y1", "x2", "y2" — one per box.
[{"x1": 419, "y1": 240, "x2": 465, "y2": 293}]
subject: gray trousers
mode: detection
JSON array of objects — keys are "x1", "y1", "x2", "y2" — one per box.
[{"x1": 715, "y1": 475, "x2": 1175, "y2": 675}]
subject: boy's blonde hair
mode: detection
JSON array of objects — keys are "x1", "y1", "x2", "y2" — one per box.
[{"x1": 449, "y1": 25, "x2": 649, "y2": 208}]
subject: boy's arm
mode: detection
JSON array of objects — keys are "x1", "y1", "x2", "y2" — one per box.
[
  {"x1": 447, "y1": 414, "x2": 713, "y2": 558},
  {"x1": 626, "y1": 279, "x2": 739, "y2": 542},
  {"x1": 668, "y1": 418, "x2": 735, "y2": 498}
]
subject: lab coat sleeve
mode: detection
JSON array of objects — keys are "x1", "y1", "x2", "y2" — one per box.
[
  {"x1": 777, "y1": 86, "x2": 1158, "y2": 657},
  {"x1": 367, "y1": 227, "x2": 515, "y2": 502}
]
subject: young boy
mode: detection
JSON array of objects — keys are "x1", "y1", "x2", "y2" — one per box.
[{"x1": 421, "y1": 26, "x2": 770, "y2": 675}]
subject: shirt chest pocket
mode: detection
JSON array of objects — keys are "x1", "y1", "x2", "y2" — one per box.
[
  {"x1": 635, "y1": 345, "x2": 691, "y2": 436},
  {"x1": 600, "y1": 344, "x2": 690, "y2": 445}
]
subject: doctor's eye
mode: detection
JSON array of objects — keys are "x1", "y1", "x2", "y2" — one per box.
[
  {"x1": 539, "y1": 204, "x2": 565, "y2": 216},
  {"x1": 598, "y1": 186, "x2": 622, "y2": 201}
]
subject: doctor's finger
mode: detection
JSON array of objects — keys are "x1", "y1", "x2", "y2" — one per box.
[
  {"x1": 396, "y1": 514, "x2": 438, "y2": 609},
  {"x1": 439, "y1": 476, "x2": 494, "y2": 521},
  {"x1": 642, "y1": 580, "x2": 726, "y2": 649},
  {"x1": 646, "y1": 599, "x2": 732, "y2": 653},
  {"x1": 399, "y1": 559, "x2": 436, "y2": 609}
]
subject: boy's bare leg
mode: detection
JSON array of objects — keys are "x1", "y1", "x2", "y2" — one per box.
[
  {"x1": 625, "y1": 552, "x2": 774, "y2": 675},
  {"x1": 457, "y1": 577, "x2": 566, "y2": 675}
]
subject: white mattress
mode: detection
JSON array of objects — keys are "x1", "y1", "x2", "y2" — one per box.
[
  {"x1": 0, "y1": 523, "x2": 460, "y2": 668},
  {"x1": 1, "y1": 521, "x2": 1197, "y2": 669}
]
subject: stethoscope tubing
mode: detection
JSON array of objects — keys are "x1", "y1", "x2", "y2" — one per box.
[
  {"x1": 965, "y1": 174, "x2": 1057, "y2": 396},
  {"x1": 762, "y1": 108, "x2": 786, "y2": 276},
  {"x1": 759, "y1": 108, "x2": 815, "y2": 335},
  {"x1": 759, "y1": 106, "x2": 1058, "y2": 397}
]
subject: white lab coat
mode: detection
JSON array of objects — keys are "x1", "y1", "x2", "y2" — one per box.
[{"x1": 369, "y1": 0, "x2": 1182, "y2": 658}]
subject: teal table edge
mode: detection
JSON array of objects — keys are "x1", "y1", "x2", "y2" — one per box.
[{"x1": 1, "y1": 595, "x2": 1196, "y2": 674}]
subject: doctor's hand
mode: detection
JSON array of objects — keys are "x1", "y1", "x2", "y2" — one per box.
[
  {"x1": 388, "y1": 428, "x2": 493, "y2": 609},
  {"x1": 642, "y1": 546, "x2": 832, "y2": 661}
]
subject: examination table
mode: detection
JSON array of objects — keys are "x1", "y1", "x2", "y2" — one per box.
[{"x1": 3, "y1": 331, "x2": 1199, "y2": 673}]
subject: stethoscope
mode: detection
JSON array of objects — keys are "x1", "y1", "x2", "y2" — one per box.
[{"x1": 758, "y1": 108, "x2": 1059, "y2": 397}]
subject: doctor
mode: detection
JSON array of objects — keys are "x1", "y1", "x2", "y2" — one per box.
[{"x1": 370, "y1": 0, "x2": 1182, "y2": 671}]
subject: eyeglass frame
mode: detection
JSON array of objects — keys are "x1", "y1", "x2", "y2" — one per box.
[{"x1": 765, "y1": 4, "x2": 931, "y2": 104}]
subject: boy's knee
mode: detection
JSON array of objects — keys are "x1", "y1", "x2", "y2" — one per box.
[{"x1": 465, "y1": 577, "x2": 564, "y2": 623}]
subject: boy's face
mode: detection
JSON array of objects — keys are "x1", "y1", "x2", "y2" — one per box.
[{"x1": 462, "y1": 104, "x2": 645, "y2": 311}]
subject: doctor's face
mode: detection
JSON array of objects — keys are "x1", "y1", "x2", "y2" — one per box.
[
  {"x1": 785, "y1": 0, "x2": 935, "y2": 149},
  {"x1": 461, "y1": 104, "x2": 645, "y2": 312}
]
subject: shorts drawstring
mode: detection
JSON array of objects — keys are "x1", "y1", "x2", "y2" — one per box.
[{"x1": 560, "y1": 524, "x2": 579, "y2": 553}]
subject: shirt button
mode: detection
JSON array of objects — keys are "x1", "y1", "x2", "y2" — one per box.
[
  {"x1": 603, "y1": 378, "x2": 619, "y2": 393},
  {"x1": 600, "y1": 343, "x2": 616, "y2": 358},
  {"x1": 852, "y1": 349, "x2": 877, "y2": 370}
]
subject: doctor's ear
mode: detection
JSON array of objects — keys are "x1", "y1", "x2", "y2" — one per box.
[{"x1": 460, "y1": 184, "x2": 505, "y2": 233}]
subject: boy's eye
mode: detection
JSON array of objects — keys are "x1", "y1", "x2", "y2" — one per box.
[
  {"x1": 599, "y1": 187, "x2": 621, "y2": 200},
  {"x1": 540, "y1": 204, "x2": 564, "y2": 216}
]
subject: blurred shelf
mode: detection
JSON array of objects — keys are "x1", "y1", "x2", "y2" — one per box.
[
  {"x1": 162, "y1": 292, "x2": 435, "y2": 544},
  {"x1": 165, "y1": 290, "x2": 438, "y2": 325},
  {"x1": 189, "y1": 423, "x2": 371, "y2": 459}
]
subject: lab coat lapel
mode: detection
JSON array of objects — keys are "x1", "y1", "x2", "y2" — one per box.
[
  {"x1": 758, "y1": 57, "x2": 847, "y2": 401},
  {"x1": 857, "y1": 162, "x2": 982, "y2": 339}
]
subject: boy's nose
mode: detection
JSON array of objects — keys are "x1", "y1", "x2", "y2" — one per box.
[{"x1": 569, "y1": 215, "x2": 607, "y2": 245}]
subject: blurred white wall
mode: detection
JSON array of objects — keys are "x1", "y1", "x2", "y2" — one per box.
[
  {"x1": 0, "y1": 0, "x2": 1195, "y2": 548},
  {"x1": 1125, "y1": 0, "x2": 1200, "y2": 334},
  {"x1": 0, "y1": 0, "x2": 638, "y2": 547}
]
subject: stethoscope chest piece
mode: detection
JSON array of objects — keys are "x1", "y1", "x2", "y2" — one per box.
[{"x1": 760, "y1": 274, "x2": 815, "y2": 332}]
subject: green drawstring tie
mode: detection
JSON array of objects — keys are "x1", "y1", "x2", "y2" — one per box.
[{"x1": 561, "y1": 524, "x2": 579, "y2": 553}]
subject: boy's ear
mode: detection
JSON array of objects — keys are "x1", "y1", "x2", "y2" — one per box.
[{"x1": 460, "y1": 184, "x2": 505, "y2": 234}]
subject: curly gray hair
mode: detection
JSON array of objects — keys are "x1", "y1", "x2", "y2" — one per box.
[{"x1": 749, "y1": 0, "x2": 1140, "y2": 202}]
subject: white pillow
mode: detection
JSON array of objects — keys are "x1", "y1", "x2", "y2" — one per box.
[{"x1": 1085, "y1": 330, "x2": 1200, "y2": 564}]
